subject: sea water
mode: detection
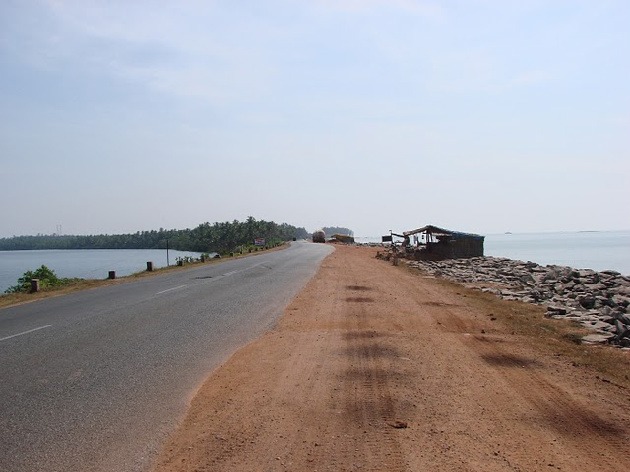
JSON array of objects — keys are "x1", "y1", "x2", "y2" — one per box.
[
  {"x1": 355, "y1": 231, "x2": 630, "y2": 276},
  {"x1": 484, "y1": 231, "x2": 630, "y2": 275},
  {"x1": 0, "y1": 249, "x2": 202, "y2": 293}
]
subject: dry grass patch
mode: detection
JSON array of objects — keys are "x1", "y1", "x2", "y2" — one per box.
[{"x1": 404, "y1": 265, "x2": 630, "y2": 389}]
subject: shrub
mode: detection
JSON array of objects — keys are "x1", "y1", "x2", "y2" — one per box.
[{"x1": 5, "y1": 265, "x2": 65, "y2": 293}]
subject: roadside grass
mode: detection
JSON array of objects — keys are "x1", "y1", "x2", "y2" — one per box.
[
  {"x1": 0, "y1": 243, "x2": 289, "y2": 310},
  {"x1": 404, "y1": 265, "x2": 630, "y2": 389},
  {"x1": 0, "y1": 279, "x2": 102, "y2": 309}
]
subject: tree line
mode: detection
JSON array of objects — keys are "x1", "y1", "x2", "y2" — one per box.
[
  {"x1": 322, "y1": 227, "x2": 353, "y2": 236},
  {"x1": 0, "y1": 217, "x2": 310, "y2": 254}
]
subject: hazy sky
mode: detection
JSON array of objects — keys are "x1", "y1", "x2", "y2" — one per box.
[{"x1": 1, "y1": 0, "x2": 628, "y2": 238}]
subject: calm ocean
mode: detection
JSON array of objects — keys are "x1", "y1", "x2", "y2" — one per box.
[
  {"x1": 0, "y1": 249, "x2": 201, "y2": 293},
  {"x1": 355, "y1": 230, "x2": 630, "y2": 276}
]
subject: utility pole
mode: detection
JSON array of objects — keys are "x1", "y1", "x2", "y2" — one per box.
[{"x1": 166, "y1": 239, "x2": 170, "y2": 267}]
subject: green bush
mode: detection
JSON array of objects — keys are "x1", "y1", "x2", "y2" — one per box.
[{"x1": 5, "y1": 265, "x2": 67, "y2": 293}]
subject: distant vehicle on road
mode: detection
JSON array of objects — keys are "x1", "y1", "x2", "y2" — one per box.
[{"x1": 312, "y1": 230, "x2": 326, "y2": 243}]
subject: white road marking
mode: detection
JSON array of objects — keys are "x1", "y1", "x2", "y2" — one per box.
[
  {"x1": 221, "y1": 261, "x2": 269, "y2": 278},
  {"x1": 0, "y1": 325, "x2": 52, "y2": 342},
  {"x1": 156, "y1": 284, "x2": 188, "y2": 295}
]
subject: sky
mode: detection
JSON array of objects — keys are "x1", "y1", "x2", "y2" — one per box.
[{"x1": 1, "y1": 0, "x2": 628, "y2": 238}]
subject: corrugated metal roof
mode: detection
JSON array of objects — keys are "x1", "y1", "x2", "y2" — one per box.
[{"x1": 403, "y1": 225, "x2": 484, "y2": 240}]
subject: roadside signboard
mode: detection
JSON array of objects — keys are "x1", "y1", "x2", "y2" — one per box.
[
  {"x1": 382, "y1": 235, "x2": 393, "y2": 242},
  {"x1": 254, "y1": 238, "x2": 265, "y2": 246}
]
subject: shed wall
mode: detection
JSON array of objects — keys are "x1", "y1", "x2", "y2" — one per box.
[{"x1": 415, "y1": 237, "x2": 484, "y2": 260}]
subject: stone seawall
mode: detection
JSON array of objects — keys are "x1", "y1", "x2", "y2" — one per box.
[{"x1": 403, "y1": 256, "x2": 630, "y2": 347}]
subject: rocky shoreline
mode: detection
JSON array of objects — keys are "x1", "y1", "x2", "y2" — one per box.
[{"x1": 391, "y1": 254, "x2": 630, "y2": 348}]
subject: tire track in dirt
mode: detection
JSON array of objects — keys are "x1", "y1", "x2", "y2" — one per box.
[
  {"x1": 301, "y1": 274, "x2": 410, "y2": 471},
  {"x1": 340, "y1": 286, "x2": 406, "y2": 472}
]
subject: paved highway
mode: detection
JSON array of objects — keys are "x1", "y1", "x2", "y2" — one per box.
[{"x1": 0, "y1": 241, "x2": 333, "y2": 472}]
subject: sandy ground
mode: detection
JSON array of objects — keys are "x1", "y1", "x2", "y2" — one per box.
[{"x1": 152, "y1": 245, "x2": 630, "y2": 472}]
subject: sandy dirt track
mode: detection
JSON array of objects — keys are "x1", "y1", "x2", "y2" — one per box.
[{"x1": 152, "y1": 245, "x2": 630, "y2": 472}]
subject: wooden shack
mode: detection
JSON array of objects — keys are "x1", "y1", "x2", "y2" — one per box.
[{"x1": 403, "y1": 225, "x2": 484, "y2": 260}]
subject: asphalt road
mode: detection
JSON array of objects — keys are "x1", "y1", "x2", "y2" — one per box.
[{"x1": 0, "y1": 241, "x2": 333, "y2": 472}]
